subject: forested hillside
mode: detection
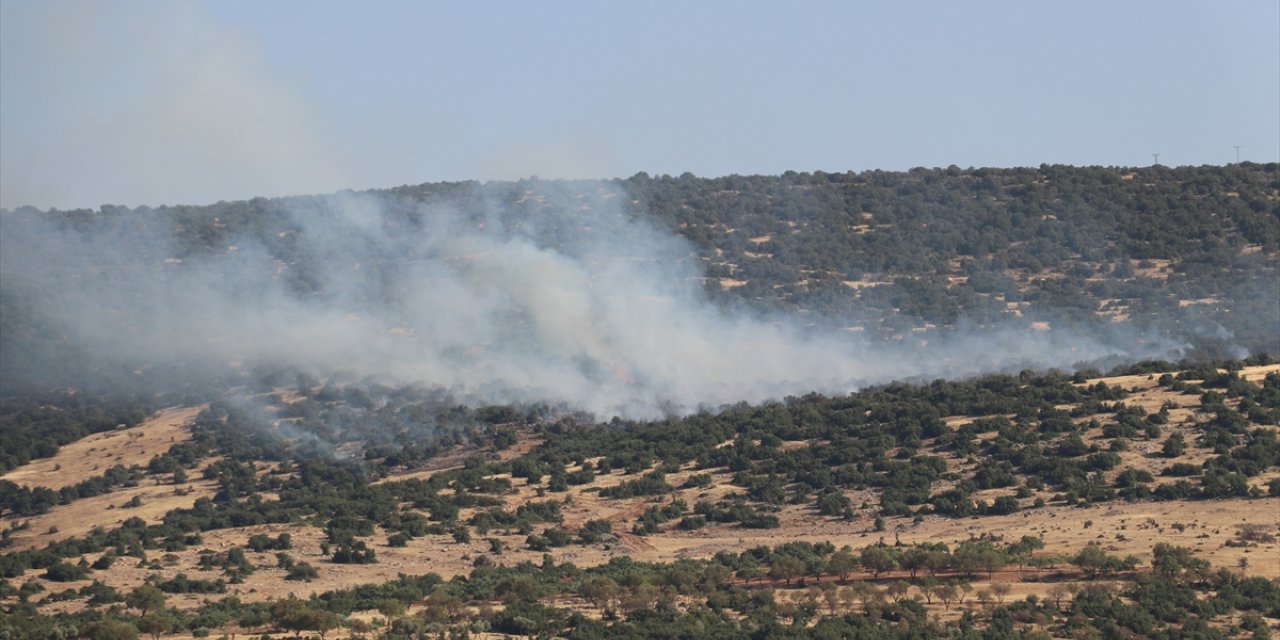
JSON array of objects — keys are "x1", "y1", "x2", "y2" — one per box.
[
  {"x1": 3, "y1": 164, "x2": 1278, "y2": 396},
  {"x1": 622, "y1": 164, "x2": 1278, "y2": 350}
]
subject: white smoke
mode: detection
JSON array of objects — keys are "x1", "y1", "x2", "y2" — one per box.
[
  {"x1": 0, "y1": 181, "x2": 1185, "y2": 418},
  {"x1": 0, "y1": 1, "x2": 349, "y2": 210}
]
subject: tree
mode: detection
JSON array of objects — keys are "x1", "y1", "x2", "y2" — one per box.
[
  {"x1": 701, "y1": 562, "x2": 732, "y2": 589},
  {"x1": 954, "y1": 540, "x2": 1006, "y2": 578},
  {"x1": 922, "y1": 548, "x2": 952, "y2": 577},
  {"x1": 898, "y1": 546, "x2": 929, "y2": 581},
  {"x1": 1072, "y1": 543, "x2": 1109, "y2": 578},
  {"x1": 378, "y1": 599, "x2": 407, "y2": 617},
  {"x1": 620, "y1": 583, "x2": 659, "y2": 612},
  {"x1": 816, "y1": 491, "x2": 852, "y2": 517},
  {"x1": 847, "y1": 581, "x2": 882, "y2": 606},
  {"x1": 1007, "y1": 535, "x2": 1044, "y2": 573},
  {"x1": 79, "y1": 619, "x2": 138, "y2": 640},
  {"x1": 769, "y1": 555, "x2": 806, "y2": 585},
  {"x1": 935, "y1": 583, "x2": 959, "y2": 610},
  {"x1": 580, "y1": 576, "x2": 619, "y2": 610},
  {"x1": 1048, "y1": 583, "x2": 1075, "y2": 610},
  {"x1": 1152, "y1": 543, "x2": 1209, "y2": 580},
  {"x1": 819, "y1": 581, "x2": 841, "y2": 615},
  {"x1": 829, "y1": 548, "x2": 857, "y2": 583},
  {"x1": 736, "y1": 562, "x2": 764, "y2": 584},
  {"x1": 270, "y1": 597, "x2": 340, "y2": 639},
  {"x1": 860, "y1": 545, "x2": 896, "y2": 579},
  {"x1": 421, "y1": 592, "x2": 466, "y2": 624},
  {"x1": 126, "y1": 584, "x2": 166, "y2": 617},
  {"x1": 919, "y1": 577, "x2": 939, "y2": 604},
  {"x1": 136, "y1": 613, "x2": 175, "y2": 640},
  {"x1": 496, "y1": 574, "x2": 541, "y2": 604},
  {"x1": 577, "y1": 519, "x2": 613, "y2": 544}
]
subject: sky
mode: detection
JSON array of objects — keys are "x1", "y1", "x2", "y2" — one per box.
[{"x1": 1, "y1": 0, "x2": 1277, "y2": 210}]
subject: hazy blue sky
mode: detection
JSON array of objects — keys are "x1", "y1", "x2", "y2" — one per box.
[{"x1": 2, "y1": 0, "x2": 1277, "y2": 209}]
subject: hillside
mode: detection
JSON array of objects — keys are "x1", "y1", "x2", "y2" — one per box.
[
  {"x1": 1, "y1": 164, "x2": 1278, "y2": 637},
  {"x1": 2, "y1": 164, "x2": 1278, "y2": 398},
  {"x1": 1, "y1": 358, "x2": 1278, "y2": 638}
]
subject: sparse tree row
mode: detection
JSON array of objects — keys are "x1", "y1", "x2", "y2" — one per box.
[{"x1": 4, "y1": 537, "x2": 1278, "y2": 639}]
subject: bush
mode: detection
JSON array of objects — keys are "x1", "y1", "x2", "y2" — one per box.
[
  {"x1": 285, "y1": 562, "x2": 319, "y2": 582},
  {"x1": 44, "y1": 562, "x2": 90, "y2": 582}
]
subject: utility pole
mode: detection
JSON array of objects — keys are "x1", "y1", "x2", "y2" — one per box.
[
  {"x1": 1152, "y1": 153, "x2": 1160, "y2": 166},
  {"x1": 1234, "y1": 146, "x2": 1241, "y2": 163}
]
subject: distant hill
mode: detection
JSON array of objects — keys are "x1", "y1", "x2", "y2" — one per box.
[
  {"x1": 617, "y1": 164, "x2": 1279, "y2": 350},
  {"x1": 2, "y1": 163, "x2": 1277, "y2": 397}
]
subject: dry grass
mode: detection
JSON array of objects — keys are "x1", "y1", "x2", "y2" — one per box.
[
  {"x1": 9, "y1": 366, "x2": 1280, "y2": 623},
  {"x1": 1, "y1": 405, "x2": 218, "y2": 552},
  {"x1": 3, "y1": 478, "x2": 219, "y2": 552},
  {"x1": 1, "y1": 406, "x2": 204, "y2": 490}
]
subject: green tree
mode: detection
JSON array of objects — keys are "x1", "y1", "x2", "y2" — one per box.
[
  {"x1": 860, "y1": 545, "x2": 897, "y2": 578},
  {"x1": 126, "y1": 584, "x2": 166, "y2": 617},
  {"x1": 136, "y1": 613, "x2": 175, "y2": 640},
  {"x1": 769, "y1": 555, "x2": 806, "y2": 585},
  {"x1": 579, "y1": 576, "x2": 619, "y2": 609},
  {"x1": 1151, "y1": 543, "x2": 1209, "y2": 580},
  {"x1": 829, "y1": 548, "x2": 857, "y2": 583},
  {"x1": 80, "y1": 620, "x2": 138, "y2": 640},
  {"x1": 270, "y1": 597, "x2": 340, "y2": 639},
  {"x1": 1072, "y1": 543, "x2": 1109, "y2": 578}
]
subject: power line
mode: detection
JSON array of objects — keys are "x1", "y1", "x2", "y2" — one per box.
[{"x1": 1149, "y1": 143, "x2": 1279, "y2": 165}]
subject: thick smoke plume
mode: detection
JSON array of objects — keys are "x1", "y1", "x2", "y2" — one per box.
[{"x1": 0, "y1": 182, "x2": 1182, "y2": 418}]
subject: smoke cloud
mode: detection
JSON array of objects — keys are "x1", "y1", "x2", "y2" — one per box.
[
  {"x1": 0, "y1": 1, "x2": 350, "y2": 210},
  {"x1": 0, "y1": 181, "x2": 1186, "y2": 418}
]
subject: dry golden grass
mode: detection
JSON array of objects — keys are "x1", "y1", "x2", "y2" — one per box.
[
  {"x1": 1242, "y1": 364, "x2": 1280, "y2": 382},
  {"x1": 1, "y1": 406, "x2": 204, "y2": 490},
  {"x1": 9, "y1": 365, "x2": 1280, "y2": 625},
  {"x1": 3, "y1": 478, "x2": 219, "y2": 552},
  {"x1": 1, "y1": 405, "x2": 218, "y2": 552}
]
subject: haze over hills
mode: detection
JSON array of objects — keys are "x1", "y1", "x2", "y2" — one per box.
[{"x1": 2, "y1": 163, "x2": 1277, "y2": 418}]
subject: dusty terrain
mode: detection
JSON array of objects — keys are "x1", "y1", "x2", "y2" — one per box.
[{"x1": 3, "y1": 365, "x2": 1278, "y2": 636}]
